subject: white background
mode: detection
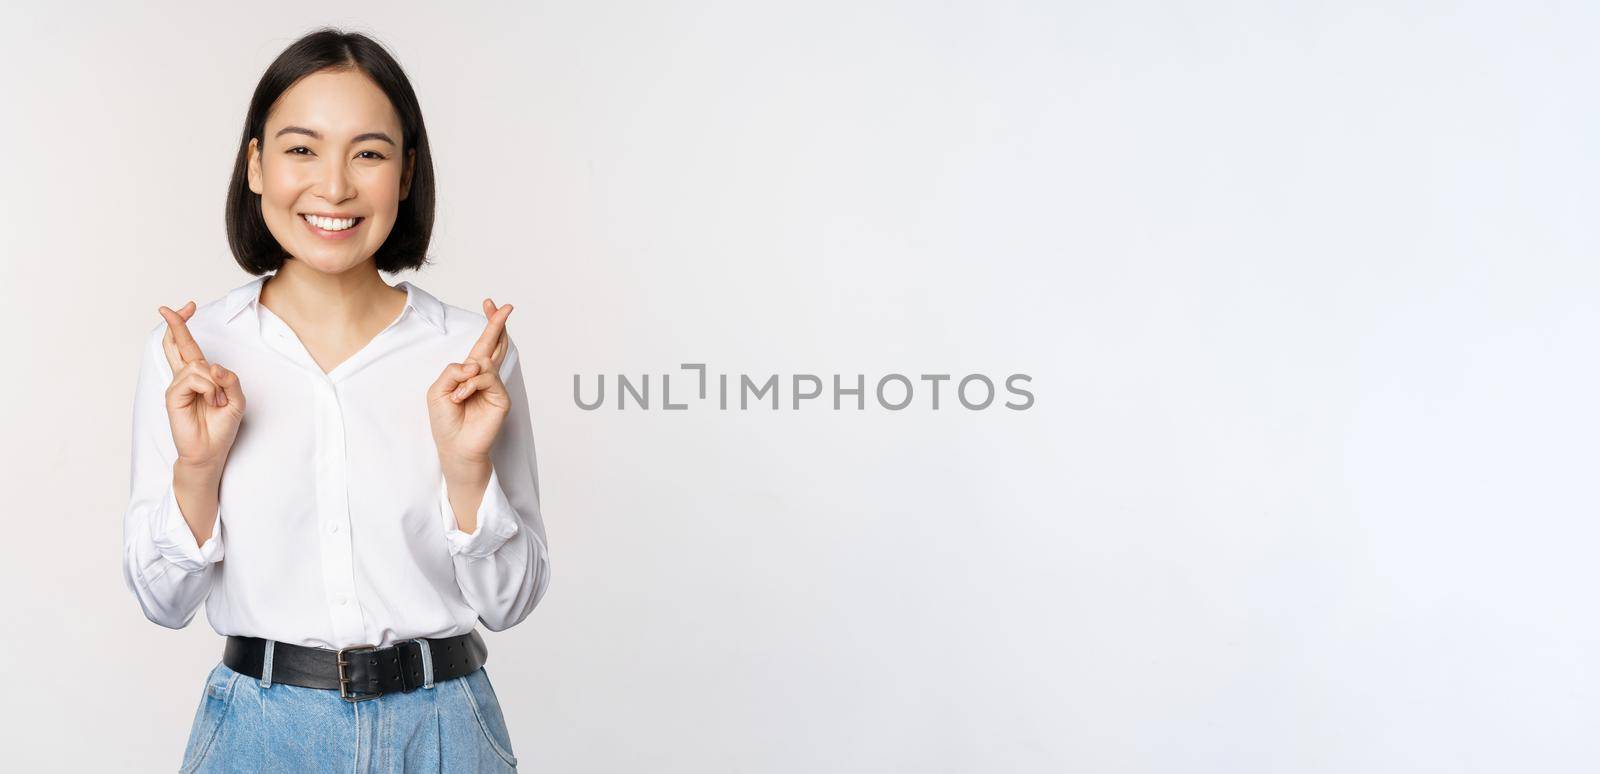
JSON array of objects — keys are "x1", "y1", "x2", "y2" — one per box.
[{"x1": 2, "y1": 1, "x2": 1596, "y2": 771}]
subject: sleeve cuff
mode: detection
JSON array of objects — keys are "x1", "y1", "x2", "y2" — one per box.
[
  {"x1": 440, "y1": 465, "x2": 522, "y2": 560},
  {"x1": 150, "y1": 486, "x2": 225, "y2": 573}
]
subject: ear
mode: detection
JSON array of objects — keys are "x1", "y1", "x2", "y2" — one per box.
[
  {"x1": 247, "y1": 138, "x2": 263, "y2": 195},
  {"x1": 399, "y1": 148, "x2": 416, "y2": 201}
]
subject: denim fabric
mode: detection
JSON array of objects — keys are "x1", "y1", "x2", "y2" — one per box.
[{"x1": 178, "y1": 659, "x2": 519, "y2": 773}]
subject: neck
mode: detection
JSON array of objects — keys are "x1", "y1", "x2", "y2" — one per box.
[{"x1": 261, "y1": 259, "x2": 403, "y2": 332}]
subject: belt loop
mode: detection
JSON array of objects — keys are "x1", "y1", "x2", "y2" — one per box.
[
  {"x1": 259, "y1": 640, "x2": 276, "y2": 688},
  {"x1": 416, "y1": 638, "x2": 435, "y2": 689}
]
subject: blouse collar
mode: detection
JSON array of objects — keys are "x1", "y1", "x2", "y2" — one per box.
[{"x1": 221, "y1": 274, "x2": 448, "y2": 335}]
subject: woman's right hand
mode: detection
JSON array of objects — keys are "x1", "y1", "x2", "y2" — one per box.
[{"x1": 158, "y1": 302, "x2": 247, "y2": 469}]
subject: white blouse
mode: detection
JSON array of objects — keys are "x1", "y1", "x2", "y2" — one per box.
[{"x1": 121, "y1": 274, "x2": 551, "y2": 649}]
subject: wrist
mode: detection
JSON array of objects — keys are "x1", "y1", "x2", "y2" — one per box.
[
  {"x1": 439, "y1": 454, "x2": 491, "y2": 482},
  {"x1": 174, "y1": 456, "x2": 225, "y2": 482}
]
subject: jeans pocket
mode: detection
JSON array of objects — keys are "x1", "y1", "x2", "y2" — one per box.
[
  {"x1": 456, "y1": 667, "x2": 518, "y2": 768},
  {"x1": 179, "y1": 662, "x2": 240, "y2": 774}
]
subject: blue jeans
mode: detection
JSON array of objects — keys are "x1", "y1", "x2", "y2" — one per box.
[{"x1": 178, "y1": 655, "x2": 519, "y2": 772}]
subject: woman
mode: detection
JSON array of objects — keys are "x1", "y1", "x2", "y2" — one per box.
[{"x1": 120, "y1": 28, "x2": 550, "y2": 773}]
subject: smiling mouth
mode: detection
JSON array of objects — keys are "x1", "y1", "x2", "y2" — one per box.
[{"x1": 301, "y1": 213, "x2": 366, "y2": 232}]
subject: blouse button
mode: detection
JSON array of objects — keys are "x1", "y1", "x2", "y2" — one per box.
[{"x1": 326, "y1": 522, "x2": 341, "y2": 534}]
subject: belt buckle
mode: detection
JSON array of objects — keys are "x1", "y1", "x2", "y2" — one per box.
[{"x1": 336, "y1": 643, "x2": 382, "y2": 702}]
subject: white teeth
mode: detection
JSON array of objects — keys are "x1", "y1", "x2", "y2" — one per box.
[{"x1": 303, "y1": 214, "x2": 358, "y2": 231}]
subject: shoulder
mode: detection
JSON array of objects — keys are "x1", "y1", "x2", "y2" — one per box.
[
  {"x1": 403, "y1": 281, "x2": 522, "y2": 375},
  {"x1": 406, "y1": 282, "x2": 513, "y2": 340},
  {"x1": 141, "y1": 276, "x2": 263, "y2": 360}
]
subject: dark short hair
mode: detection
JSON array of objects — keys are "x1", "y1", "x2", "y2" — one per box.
[{"x1": 225, "y1": 28, "x2": 436, "y2": 275}]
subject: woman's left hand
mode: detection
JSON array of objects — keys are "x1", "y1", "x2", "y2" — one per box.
[{"x1": 428, "y1": 299, "x2": 514, "y2": 464}]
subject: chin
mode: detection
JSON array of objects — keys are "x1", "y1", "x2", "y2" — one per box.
[{"x1": 289, "y1": 251, "x2": 372, "y2": 275}]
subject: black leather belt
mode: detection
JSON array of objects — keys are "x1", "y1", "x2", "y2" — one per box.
[{"x1": 223, "y1": 630, "x2": 487, "y2": 701}]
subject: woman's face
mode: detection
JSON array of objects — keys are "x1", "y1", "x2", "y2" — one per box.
[{"x1": 247, "y1": 68, "x2": 415, "y2": 274}]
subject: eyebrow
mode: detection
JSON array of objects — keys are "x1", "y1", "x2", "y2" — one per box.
[{"x1": 274, "y1": 126, "x2": 397, "y2": 146}]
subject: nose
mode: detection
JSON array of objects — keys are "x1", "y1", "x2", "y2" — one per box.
[{"x1": 313, "y1": 155, "x2": 355, "y2": 204}]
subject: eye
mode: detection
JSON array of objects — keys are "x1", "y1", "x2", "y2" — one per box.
[
  {"x1": 357, "y1": 150, "x2": 387, "y2": 160},
  {"x1": 286, "y1": 146, "x2": 313, "y2": 156}
]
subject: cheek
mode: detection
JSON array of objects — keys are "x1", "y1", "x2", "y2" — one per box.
[
  {"x1": 359, "y1": 167, "x2": 404, "y2": 210},
  {"x1": 260, "y1": 164, "x2": 306, "y2": 207}
]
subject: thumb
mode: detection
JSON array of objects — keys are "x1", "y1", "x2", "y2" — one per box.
[
  {"x1": 429, "y1": 360, "x2": 481, "y2": 400},
  {"x1": 212, "y1": 363, "x2": 245, "y2": 410}
]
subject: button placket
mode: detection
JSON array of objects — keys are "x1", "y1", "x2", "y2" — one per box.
[{"x1": 313, "y1": 378, "x2": 365, "y2": 644}]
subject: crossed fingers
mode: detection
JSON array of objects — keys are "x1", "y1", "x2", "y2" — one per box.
[
  {"x1": 157, "y1": 302, "x2": 207, "y2": 372},
  {"x1": 158, "y1": 301, "x2": 234, "y2": 408},
  {"x1": 469, "y1": 298, "x2": 512, "y2": 373}
]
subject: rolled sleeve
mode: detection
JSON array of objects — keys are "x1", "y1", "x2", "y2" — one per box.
[
  {"x1": 150, "y1": 485, "x2": 225, "y2": 572},
  {"x1": 436, "y1": 333, "x2": 552, "y2": 631},
  {"x1": 439, "y1": 465, "x2": 522, "y2": 560},
  {"x1": 123, "y1": 322, "x2": 222, "y2": 630}
]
